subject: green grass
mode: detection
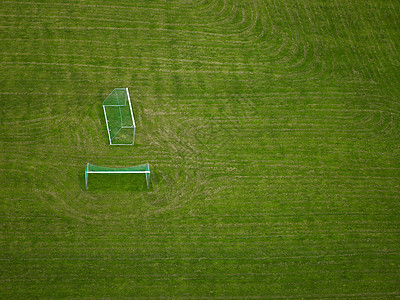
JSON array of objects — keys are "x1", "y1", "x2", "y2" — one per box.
[{"x1": 1, "y1": 0, "x2": 400, "y2": 298}]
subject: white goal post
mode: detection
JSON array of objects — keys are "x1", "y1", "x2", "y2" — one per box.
[
  {"x1": 85, "y1": 163, "x2": 150, "y2": 189},
  {"x1": 103, "y1": 88, "x2": 136, "y2": 145}
]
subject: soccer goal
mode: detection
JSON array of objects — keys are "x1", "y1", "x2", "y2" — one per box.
[
  {"x1": 85, "y1": 163, "x2": 150, "y2": 190},
  {"x1": 103, "y1": 88, "x2": 136, "y2": 145}
]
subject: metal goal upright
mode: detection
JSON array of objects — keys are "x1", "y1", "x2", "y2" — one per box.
[{"x1": 102, "y1": 88, "x2": 136, "y2": 145}]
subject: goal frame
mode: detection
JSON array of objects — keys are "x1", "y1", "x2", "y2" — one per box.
[
  {"x1": 85, "y1": 163, "x2": 150, "y2": 189},
  {"x1": 103, "y1": 87, "x2": 136, "y2": 145}
]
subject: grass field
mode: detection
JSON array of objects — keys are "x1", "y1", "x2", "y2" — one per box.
[{"x1": 1, "y1": 0, "x2": 400, "y2": 298}]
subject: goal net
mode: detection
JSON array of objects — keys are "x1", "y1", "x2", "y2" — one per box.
[
  {"x1": 85, "y1": 163, "x2": 150, "y2": 189},
  {"x1": 103, "y1": 88, "x2": 136, "y2": 145}
]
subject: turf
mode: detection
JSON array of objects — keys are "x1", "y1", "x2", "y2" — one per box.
[{"x1": 1, "y1": 0, "x2": 400, "y2": 298}]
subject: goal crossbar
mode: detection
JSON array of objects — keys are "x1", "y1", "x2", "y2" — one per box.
[
  {"x1": 85, "y1": 163, "x2": 150, "y2": 189},
  {"x1": 86, "y1": 171, "x2": 150, "y2": 174}
]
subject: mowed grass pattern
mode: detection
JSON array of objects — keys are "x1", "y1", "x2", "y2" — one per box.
[{"x1": 1, "y1": 0, "x2": 400, "y2": 298}]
